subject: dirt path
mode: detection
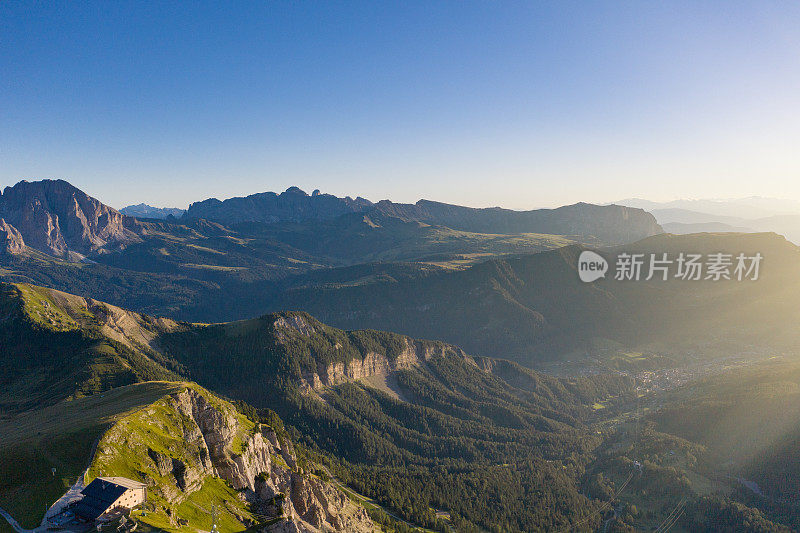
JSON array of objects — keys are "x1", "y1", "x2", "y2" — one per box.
[
  {"x1": 0, "y1": 506, "x2": 32, "y2": 533},
  {"x1": 41, "y1": 469, "x2": 87, "y2": 526}
]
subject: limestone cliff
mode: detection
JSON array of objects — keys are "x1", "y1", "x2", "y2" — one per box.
[
  {"x1": 299, "y1": 337, "x2": 467, "y2": 391},
  {"x1": 0, "y1": 218, "x2": 25, "y2": 254},
  {"x1": 270, "y1": 313, "x2": 472, "y2": 392},
  {"x1": 0, "y1": 179, "x2": 142, "y2": 257},
  {"x1": 88, "y1": 385, "x2": 375, "y2": 532}
]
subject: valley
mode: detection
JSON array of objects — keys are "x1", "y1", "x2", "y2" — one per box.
[
  {"x1": 3, "y1": 180, "x2": 800, "y2": 532},
  {"x1": 3, "y1": 275, "x2": 800, "y2": 532},
  {"x1": 6, "y1": 3, "x2": 800, "y2": 531}
]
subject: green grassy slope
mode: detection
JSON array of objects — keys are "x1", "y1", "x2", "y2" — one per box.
[
  {"x1": 0, "y1": 283, "x2": 183, "y2": 413},
  {"x1": 85, "y1": 383, "x2": 257, "y2": 532},
  {"x1": 247, "y1": 210, "x2": 583, "y2": 265},
  {"x1": 0, "y1": 381, "x2": 184, "y2": 529}
]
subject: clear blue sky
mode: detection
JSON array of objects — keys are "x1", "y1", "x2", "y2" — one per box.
[{"x1": 2, "y1": 1, "x2": 800, "y2": 209}]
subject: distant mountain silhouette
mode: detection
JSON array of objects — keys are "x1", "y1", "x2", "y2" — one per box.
[
  {"x1": 120, "y1": 203, "x2": 185, "y2": 219},
  {"x1": 615, "y1": 199, "x2": 800, "y2": 244},
  {"x1": 372, "y1": 199, "x2": 662, "y2": 243},
  {"x1": 183, "y1": 187, "x2": 662, "y2": 243},
  {"x1": 183, "y1": 186, "x2": 374, "y2": 224}
]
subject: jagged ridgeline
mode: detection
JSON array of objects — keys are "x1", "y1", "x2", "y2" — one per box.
[{"x1": 0, "y1": 281, "x2": 636, "y2": 532}]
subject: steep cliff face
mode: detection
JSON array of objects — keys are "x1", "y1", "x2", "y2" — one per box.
[
  {"x1": 0, "y1": 218, "x2": 25, "y2": 254},
  {"x1": 299, "y1": 337, "x2": 467, "y2": 391},
  {"x1": 269, "y1": 312, "x2": 471, "y2": 392},
  {"x1": 0, "y1": 179, "x2": 142, "y2": 257},
  {"x1": 88, "y1": 385, "x2": 375, "y2": 532}
]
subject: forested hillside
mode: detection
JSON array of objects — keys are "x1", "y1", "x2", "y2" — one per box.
[
  {"x1": 0, "y1": 281, "x2": 635, "y2": 531},
  {"x1": 2, "y1": 281, "x2": 798, "y2": 531}
]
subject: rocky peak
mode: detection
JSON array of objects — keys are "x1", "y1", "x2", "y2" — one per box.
[
  {"x1": 273, "y1": 314, "x2": 318, "y2": 338},
  {"x1": 283, "y1": 186, "x2": 309, "y2": 196},
  {"x1": 0, "y1": 179, "x2": 142, "y2": 257}
]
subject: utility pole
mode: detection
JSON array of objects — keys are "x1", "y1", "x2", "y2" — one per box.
[{"x1": 211, "y1": 504, "x2": 218, "y2": 533}]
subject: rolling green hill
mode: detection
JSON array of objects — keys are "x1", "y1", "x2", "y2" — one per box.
[
  {"x1": 0, "y1": 283, "x2": 182, "y2": 413},
  {"x1": 262, "y1": 232, "x2": 800, "y2": 366}
]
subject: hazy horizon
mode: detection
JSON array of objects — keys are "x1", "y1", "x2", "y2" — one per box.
[
  {"x1": 8, "y1": 177, "x2": 800, "y2": 215},
  {"x1": 4, "y1": 2, "x2": 800, "y2": 209}
]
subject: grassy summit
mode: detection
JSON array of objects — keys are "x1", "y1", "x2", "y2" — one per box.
[{"x1": 0, "y1": 283, "x2": 181, "y2": 413}]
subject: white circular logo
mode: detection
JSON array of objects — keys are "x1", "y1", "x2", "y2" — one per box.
[{"x1": 578, "y1": 250, "x2": 608, "y2": 282}]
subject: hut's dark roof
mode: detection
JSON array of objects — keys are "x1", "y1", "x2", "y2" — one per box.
[{"x1": 73, "y1": 478, "x2": 129, "y2": 520}]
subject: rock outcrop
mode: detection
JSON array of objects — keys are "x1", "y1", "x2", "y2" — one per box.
[
  {"x1": 0, "y1": 179, "x2": 142, "y2": 257},
  {"x1": 89, "y1": 385, "x2": 375, "y2": 532},
  {"x1": 0, "y1": 218, "x2": 25, "y2": 254},
  {"x1": 271, "y1": 312, "x2": 470, "y2": 392},
  {"x1": 300, "y1": 338, "x2": 463, "y2": 391}
]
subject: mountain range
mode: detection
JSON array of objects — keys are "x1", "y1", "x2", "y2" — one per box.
[
  {"x1": 615, "y1": 197, "x2": 800, "y2": 244},
  {"x1": 0, "y1": 280, "x2": 634, "y2": 532},
  {"x1": 119, "y1": 203, "x2": 186, "y2": 219},
  {"x1": 3, "y1": 179, "x2": 800, "y2": 532},
  {"x1": 0, "y1": 179, "x2": 661, "y2": 322},
  {"x1": 614, "y1": 197, "x2": 800, "y2": 219},
  {"x1": 183, "y1": 187, "x2": 663, "y2": 245},
  {"x1": 261, "y1": 231, "x2": 800, "y2": 366},
  {"x1": 5, "y1": 180, "x2": 800, "y2": 366},
  {"x1": 3, "y1": 277, "x2": 798, "y2": 532}
]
